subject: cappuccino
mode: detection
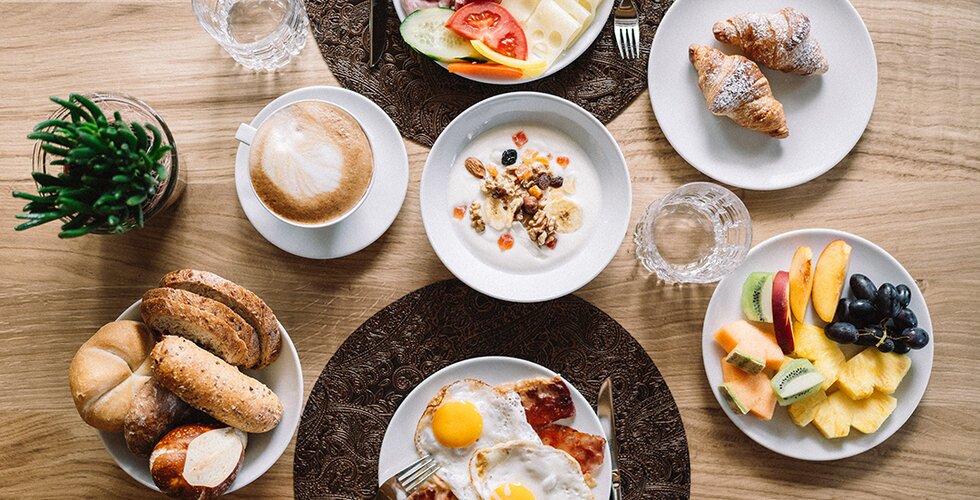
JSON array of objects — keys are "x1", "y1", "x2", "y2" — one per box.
[{"x1": 249, "y1": 100, "x2": 373, "y2": 226}]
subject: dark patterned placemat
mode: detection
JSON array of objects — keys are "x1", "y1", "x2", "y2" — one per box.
[
  {"x1": 303, "y1": 0, "x2": 672, "y2": 146},
  {"x1": 294, "y1": 279, "x2": 690, "y2": 499}
]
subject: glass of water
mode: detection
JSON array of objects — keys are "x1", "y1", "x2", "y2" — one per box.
[
  {"x1": 634, "y1": 182, "x2": 752, "y2": 284},
  {"x1": 193, "y1": 0, "x2": 309, "y2": 71}
]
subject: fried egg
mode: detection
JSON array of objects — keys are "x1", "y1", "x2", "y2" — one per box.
[
  {"x1": 416, "y1": 379, "x2": 542, "y2": 500},
  {"x1": 470, "y1": 441, "x2": 594, "y2": 500}
]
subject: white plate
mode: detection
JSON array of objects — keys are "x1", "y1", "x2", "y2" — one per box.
[
  {"x1": 393, "y1": 0, "x2": 613, "y2": 85},
  {"x1": 378, "y1": 356, "x2": 612, "y2": 497},
  {"x1": 702, "y1": 229, "x2": 933, "y2": 460},
  {"x1": 648, "y1": 0, "x2": 877, "y2": 190},
  {"x1": 234, "y1": 86, "x2": 409, "y2": 259},
  {"x1": 420, "y1": 92, "x2": 631, "y2": 302},
  {"x1": 100, "y1": 300, "x2": 304, "y2": 493}
]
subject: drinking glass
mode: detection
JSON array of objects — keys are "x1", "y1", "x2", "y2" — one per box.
[
  {"x1": 634, "y1": 182, "x2": 752, "y2": 283},
  {"x1": 192, "y1": 0, "x2": 309, "y2": 71}
]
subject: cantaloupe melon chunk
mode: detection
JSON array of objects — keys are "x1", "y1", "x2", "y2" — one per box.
[
  {"x1": 714, "y1": 320, "x2": 785, "y2": 371},
  {"x1": 721, "y1": 358, "x2": 776, "y2": 420}
]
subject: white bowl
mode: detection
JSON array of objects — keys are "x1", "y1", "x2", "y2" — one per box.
[
  {"x1": 420, "y1": 92, "x2": 631, "y2": 302},
  {"x1": 393, "y1": 0, "x2": 613, "y2": 85},
  {"x1": 99, "y1": 300, "x2": 304, "y2": 494}
]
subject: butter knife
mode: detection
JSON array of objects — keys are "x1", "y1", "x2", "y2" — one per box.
[
  {"x1": 369, "y1": 0, "x2": 388, "y2": 66},
  {"x1": 597, "y1": 377, "x2": 622, "y2": 500}
]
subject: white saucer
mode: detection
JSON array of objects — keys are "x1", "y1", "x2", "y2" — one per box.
[
  {"x1": 234, "y1": 86, "x2": 409, "y2": 259},
  {"x1": 702, "y1": 229, "x2": 933, "y2": 460},
  {"x1": 377, "y1": 356, "x2": 612, "y2": 498},
  {"x1": 648, "y1": 0, "x2": 878, "y2": 190}
]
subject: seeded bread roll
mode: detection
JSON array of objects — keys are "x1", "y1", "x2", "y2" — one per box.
[
  {"x1": 141, "y1": 288, "x2": 259, "y2": 368},
  {"x1": 160, "y1": 269, "x2": 281, "y2": 368},
  {"x1": 124, "y1": 379, "x2": 194, "y2": 457},
  {"x1": 151, "y1": 336, "x2": 283, "y2": 433}
]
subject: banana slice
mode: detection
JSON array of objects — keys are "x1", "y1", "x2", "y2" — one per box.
[
  {"x1": 544, "y1": 198, "x2": 583, "y2": 233},
  {"x1": 482, "y1": 197, "x2": 522, "y2": 231}
]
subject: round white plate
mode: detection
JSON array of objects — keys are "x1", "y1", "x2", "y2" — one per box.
[
  {"x1": 378, "y1": 356, "x2": 612, "y2": 497},
  {"x1": 393, "y1": 0, "x2": 613, "y2": 85},
  {"x1": 648, "y1": 0, "x2": 877, "y2": 190},
  {"x1": 100, "y1": 300, "x2": 304, "y2": 493},
  {"x1": 420, "y1": 92, "x2": 631, "y2": 303},
  {"x1": 702, "y1": 228, "x2": 933, "y2": 460},
  {"x1": 234, "y1": 86, "x2": 409, "y2": 259}
]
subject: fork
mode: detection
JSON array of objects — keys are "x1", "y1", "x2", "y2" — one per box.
[
  {"x1": 613, "y1": 0, "x2": 641, "y2": 59},
  {"x1": 375, "y1": 455, "x2": 440, "y2": 500}
]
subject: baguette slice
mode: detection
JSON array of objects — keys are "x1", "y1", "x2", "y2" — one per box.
[
  {"x1": 141, "y1": 288, "x2": 259, "y2": 368},
  {"x1": 151, "y1": 336, "x2": 283, "y2": 433},
  {"x1": 143, "y1": 288, "x2": 261, "y2": 368},
  {"x1": 161, "y1": 269, "x2": 281, "y2": 368}
]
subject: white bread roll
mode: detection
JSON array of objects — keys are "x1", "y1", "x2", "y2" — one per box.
[
  {"x1": 69, "y1": 320, "x2": 155, "y2": 432},
  {"x1": 151, "y1": 336, "x2": 283, "y2": 433}
]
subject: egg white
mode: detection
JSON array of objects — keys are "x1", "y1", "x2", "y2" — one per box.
[{"x1": 470, "y1": 441, "x2": 594, "y2": 499}]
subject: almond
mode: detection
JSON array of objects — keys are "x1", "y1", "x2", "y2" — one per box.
[{"x1": 464, "y1": 157, "x2": 486, "y2": 178}]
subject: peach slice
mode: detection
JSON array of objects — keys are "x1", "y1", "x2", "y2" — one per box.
[
  {"x1": 812, "y1": 240, "x2": 853, "y2": 322},
  {"x1": 789, "y1": 246, "x2": 813, "y2": 321}
]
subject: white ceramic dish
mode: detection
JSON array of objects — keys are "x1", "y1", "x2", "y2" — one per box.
[
  {"x1": 420, "y1": 92, "x2": 631, "y2": 302},
  {"x1": 648, "y1": 0, "x2": 878, "y2": 190},
  {"x1": 234, "y1": 86, "x2": 409, "y2": 259},
  {"x1": 100, "y1": 300, "x2": 304, "y2": 493},
  {"x1": 702, "y1": 229, "x2": 933, "y2": 460},
  {"x1": 393, "y1": 0, "x2": 613, "y2": 85},
  {"x1": 378, "y1": 356, "x2": 611, "y2": 498}
]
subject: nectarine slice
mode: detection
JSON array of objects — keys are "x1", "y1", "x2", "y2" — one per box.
[
  {"x1": 812, "y1": 240, "x2": 852, "y2": 322},
  {"x1": 789, "y1": 246, "x2": 813, "y2": 321}
]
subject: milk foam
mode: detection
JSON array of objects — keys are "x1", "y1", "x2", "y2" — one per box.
[{"x1": 260, "y1": 118, "x2": 345, "y2": 200}]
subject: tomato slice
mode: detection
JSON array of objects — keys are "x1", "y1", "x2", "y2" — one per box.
[{"x1": 446, "y1": 1, "x2": 528, "y2": 60}]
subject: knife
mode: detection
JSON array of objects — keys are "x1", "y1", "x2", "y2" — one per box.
[
  {"x1": 597, "y1": 377, "x2": 622, "y2": 500},
  {"x1": 368, "y1": 0, "x2": 388, "y2": 66}
]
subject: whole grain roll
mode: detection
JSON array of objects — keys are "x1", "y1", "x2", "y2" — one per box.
[
  {"x1": 124, "y1": 379, "x2": 194, "y2": 457},
  {"x1": 151, "y1": 336, "x2": 283, "y2": 433}
]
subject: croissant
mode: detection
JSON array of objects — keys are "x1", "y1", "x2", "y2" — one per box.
[
  {"x1": 689, "y1": 44, "x2": 789, "y2": 138},
  {"x1": 713, "y1": 7, "x2": 829, "y2": 76}
]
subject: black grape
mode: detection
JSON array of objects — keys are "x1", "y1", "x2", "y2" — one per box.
[
  {"x1": 874, "y1": 283, "x2": 901, "y2": 319},
  {"x1": 896, "y1": 284, "x2": 912, "y2": 308},
  {"x1": 877, "y1": 337, "x2": 896, "y2": 353},
  {"x1": 894, "y1": 308, "x2": 918, "y2": 330},
  {"x1": 904, "y1": 327, "x2": 930, "y2": 349},
  {"x1": 826, "y1": 322, "x2": 859, "y2": 344},
  {"x1": 833, "y1": 299, "x2": 851, "y2": 324},
  {"x1": 850, "y1": 274, "x2": 877, "y2": 301},
  {"x1": 849, "y1": 299, "x2": 878, "y2": 327},
  {"x1": 893, "y1": 341, "x2": 911, "y2": 355}
]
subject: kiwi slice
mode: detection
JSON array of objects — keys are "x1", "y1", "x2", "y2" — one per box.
[
  {"x1": 741, "y1": 272, "x2": 775, "y2": 322},
  {"x1": 771, "y1": 358, "x2": 826, "y2": 406},
  {"x1": 719, "y1": 384, "x2": 749, "y2": 414},
  {"x1": 725, "y1": 348, "x2": 765, "y2": 374}
]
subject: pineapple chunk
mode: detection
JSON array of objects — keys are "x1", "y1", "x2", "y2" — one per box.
[
  {"x1": 792, "y1": 322, "x2": 846, "y2": 390},
  {"x1": 788, "y1": 390, "x2": 828, "y2": 427},
  {"x1": 812, "y1": 391, "x2": 897, "y2": 439},
  {"x1": 837, "y1": 348, "x2": 911, "y2": 400}
]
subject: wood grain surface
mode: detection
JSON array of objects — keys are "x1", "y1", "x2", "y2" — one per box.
[{"x1": 1, "y1": 0, "x2": 977, "y2": 498}]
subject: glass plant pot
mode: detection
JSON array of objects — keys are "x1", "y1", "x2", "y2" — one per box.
[{"x1": 31, "y1": 92, "x2": 186, "y2": 235}]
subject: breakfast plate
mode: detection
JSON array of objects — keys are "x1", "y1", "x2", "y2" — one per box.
[
  {"x1": 648, "y1": 0, "x2": 878, "y2": 190},
  {"x1": 234, "y1": 86, "x2": 409, "y2": 259},
  {"x1": 702, "y1": 228, "x2": 933, "y2": 460},
  {"x1": 395, "y1": 0, "x2": 613, "y2": 84},
  {"x1": 420, "y1": 92, "x2": 631, "y2": 302},
  {"x1": 378, "y1": 356, "x2": 612, "y2": 498},
  {"x1": 100, "y1": 299, "x2": 304, "y2": 493}
]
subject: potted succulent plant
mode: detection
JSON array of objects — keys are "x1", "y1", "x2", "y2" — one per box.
[{"x1": 13, "y1": 93, "x2": 184, "y2": 238}]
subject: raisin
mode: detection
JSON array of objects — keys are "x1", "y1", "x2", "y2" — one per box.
[
  {"x1": 522, "y1": 195, "x2": 538, "y2": 215},
  {"x1": 491, "y1": 187, "x2": 507, "y2": 199},
  {"x1": 501, "y1": 149, "x2": 518, "y2": 166},
  {"x1": 535, "y1": 173, "x2": 551, "y2": 190},
  {"x1": 549, "y1": 176, "x2": 564, "y2": 188}
]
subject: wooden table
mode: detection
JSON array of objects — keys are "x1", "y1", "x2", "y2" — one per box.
[{"x1": 1, "y1": 0, "x2": 977, "y2": 497}]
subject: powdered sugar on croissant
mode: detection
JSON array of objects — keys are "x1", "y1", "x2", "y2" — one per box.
[
  {"x1": 713, "y1": 7, "x2": 829, "y2": 76},
  {"x1": 689, "y1": 44, "x2": 789, "y2": 138}
]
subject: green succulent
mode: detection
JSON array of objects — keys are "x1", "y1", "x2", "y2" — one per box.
[{"x1": 13, "y1": 93, "x2": 171, "y2": 238}]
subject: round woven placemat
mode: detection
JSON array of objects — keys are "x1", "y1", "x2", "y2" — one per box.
[
  {"x1": 303, "y1": 0, "x2": 672, "y2": 146},
  {"x1": 293, "y1": 279, "x2": 690, "y2": 499}
]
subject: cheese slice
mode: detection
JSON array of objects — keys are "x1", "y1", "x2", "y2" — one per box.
[
  {"x1": 552, "y1": 0, "x2": 592, "y2": 44},
  {"x1": 524, "y1": 0, "x2": 583, "y2": 66},
  {"x1": 576, "y1": 0, "x2": 600, "y2": 14},
  {"x1": 500, "y1": 0, "x2": 542, "y2": 23}
]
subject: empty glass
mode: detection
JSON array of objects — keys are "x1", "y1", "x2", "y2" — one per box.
[
  {"x1": 634, "y1": 182, "x2": 752, "y2": 284},
  {"x1": 193, "y1": 0, "x2": 309, "y2": 71}
]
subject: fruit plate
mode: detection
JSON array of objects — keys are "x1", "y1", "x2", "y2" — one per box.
[
  {"x1": 648, "y1": 0, "x2": 877, "y2": 190},
  {"x1": 98, "y1": 300, "x2": 304, "y2": 493},
  {"x1": 393, "y1": 0, "x2": 613, "y2": 85},
  {"x1": 377, "y1": 356, "x2": 612, "y2": 498},
  {"x1": 702, "y1": 228, "x2": 933, "y2": 460}
]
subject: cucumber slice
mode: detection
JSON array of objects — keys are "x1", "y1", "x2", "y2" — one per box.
[{"x1": 400, "y1": 8, "x2": 484, "y2": 62}]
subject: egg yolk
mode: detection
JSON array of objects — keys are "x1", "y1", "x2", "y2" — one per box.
[
  {"x1": 432, "y1": 401, "x2": 482, "y2": 448},
  {"x1": 492, "y1": 483, "x2": 535, "y2": 500}
]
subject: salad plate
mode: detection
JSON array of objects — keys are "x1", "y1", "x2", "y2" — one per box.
[
  {"x1": 702, "y1": 229, "x2": 933, "y2": 460},
  {"x1": 395, "y1": 0, "x2": 613, "y2": 84}
]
